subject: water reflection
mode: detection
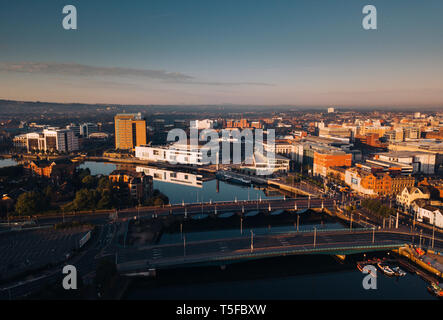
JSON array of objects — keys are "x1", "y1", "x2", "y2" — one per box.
[
  {"x1": 77, "y1": 161, "x2": 282, "y2": 205},
  {"x1": 136, "y1": 166, "x2": 202, "y2": 188},
  {"x1": 0, "y1": 158, "x2": 18, "y2": 168}
]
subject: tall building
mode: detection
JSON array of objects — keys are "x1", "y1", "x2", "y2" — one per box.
[
  {"x1": 79, "y1": 123, "x2": 98, "y2": 137},
  {"x1": 114, "y1": 113, "x2": 147, "y2": 150},
  {"x1": 24, "y1": 128, "x2": 78, "y2": 153}
]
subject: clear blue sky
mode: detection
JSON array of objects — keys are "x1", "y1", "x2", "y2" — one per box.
[{"x1": 0, "y1": 0, "x2": 442, "y2": 107}]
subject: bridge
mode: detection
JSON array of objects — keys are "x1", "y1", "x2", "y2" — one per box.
[
  {"x1": 131, "y1": 197, "x2": 334, "y2": 219},
  {"x1": 267, "y1": 180, "x2": 323, "y2": 197},
  {"x1": 116, "y1": 228, "x2": 443, "y2": 273},
  {"x1": 1, "y1": 197, "x2": 335, "y2": 226}
]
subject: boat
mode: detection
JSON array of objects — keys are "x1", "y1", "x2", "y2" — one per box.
[
  {"x1": 216, "y1": 170, "x2": 251, "y2": 185},
  {"x1": 391, "y1": 266, "x2": 407, "y2": 277},
  {"x1": 427, "y1": 282, "x2": 443, "y2": 298},
  {"x1": 228, "y1": 176, "x2": 251, "y2": 185},
  {"x1": 377, "y1": 262, "x2": 395, "y2": 276},
  {"x1": 356, "y1": 262, "x2": 376, "y2": 276}
]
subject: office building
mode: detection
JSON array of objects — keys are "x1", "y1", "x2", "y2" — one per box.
[{"x1": 114, "y1": 113, "x2": 147, "y2": 150}]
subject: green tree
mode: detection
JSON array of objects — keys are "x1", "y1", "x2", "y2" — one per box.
[
  {"x1": 15, "y1": 191, "x2": 45, "y2": 216},
  {"x1": 72, "y1": 189, "x2": 99, "y2": 210},
  {"x1": 81, "y1": 175, "x2": 96, "y2": 189}
]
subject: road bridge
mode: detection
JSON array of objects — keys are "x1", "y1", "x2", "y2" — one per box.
[{"x1": 116, "y1": 229, "x2": 443, "y2": 272}]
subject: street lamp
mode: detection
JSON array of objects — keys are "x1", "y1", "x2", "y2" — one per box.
[
  {"x1": 313, "y1": 227, "x2": 317, "y2": 248},
  {"x1": 372, "y1": 227, "x2": 375, "y2": 244},
  {"x1": 240, "y1": 216, "x2": 243, "y2": 235},
  {"x1": 432, "y1": 212, "x2": 435, "y2": 249}
]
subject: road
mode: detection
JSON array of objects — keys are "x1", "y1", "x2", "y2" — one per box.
[{"x1": 117, "y1": 228, "x2": 443, "y2": 270}]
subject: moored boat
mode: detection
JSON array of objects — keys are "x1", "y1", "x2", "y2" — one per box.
[
  {"x1": 377, "y1": 263, "x2": 395, "y2": 276},
  {"x1": 391, "y1": 266, "x2": 406, "y2": 277},
  {"x1": 427, "y1": 282, "x2": 443, "y2": 298}
]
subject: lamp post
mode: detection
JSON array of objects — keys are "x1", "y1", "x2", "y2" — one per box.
[
  {"x1": 240, "y1": 216, "x2": 243, "y2": 235},
  {"x1": 432, "y1": 213, "x2": 435, "y2": 249},
  {"x1": 313, "y1": 227, "x2": 317, "y2": 248},
  {"x1": 250, "y1": 230, "x2": 254, "y2": 252},
  {"x1": 372, "y1": 227, "x2": 375, "y2": 244}
]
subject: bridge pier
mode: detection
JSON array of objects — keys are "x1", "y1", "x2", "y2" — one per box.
[{"x1": 148, "y1": 268, "x2": 157, "y2": 277}]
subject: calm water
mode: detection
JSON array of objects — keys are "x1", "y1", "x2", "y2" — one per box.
[
  {"x1": 125, "y1": 254, "x2": 436, "y2": 300},
  {"x1": 0, "y1": 158, "x2": 18, "y2": 168},
  {"x1": 78, "y1": 161, "x2": 117, "y2": 175},
  {"x1": 79, "y1": 161, "x2": 282, "y2": 204}
]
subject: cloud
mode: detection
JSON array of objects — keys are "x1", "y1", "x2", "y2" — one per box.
[
  {"x1": 174, "y1": 80, "x2": 274, "y2": 86},
  {"x1": 0, "y1": 61, "x2": 273, "y2": 86},
  {"x1": 0, "y1": 62, "x2": 193, "y2": 81}
]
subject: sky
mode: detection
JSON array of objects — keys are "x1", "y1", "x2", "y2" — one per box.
[{"x1": 0, "y1": 0, "x2": 442, "y2": 107}]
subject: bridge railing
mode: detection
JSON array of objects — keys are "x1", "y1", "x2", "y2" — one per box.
[{"x1": 146, "y1": 242, "x2": 409, "y2": 267}]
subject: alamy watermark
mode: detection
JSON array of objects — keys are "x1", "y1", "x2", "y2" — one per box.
[
  {"x1": 62, "y1": 264, "x2": 77, "y2": 290},
  {"x1": 362, "y1": 265, "x2": 377, "y2": 290},
  {"x1": 62, "y1": 4, "x2": 378, "y2": 31}
]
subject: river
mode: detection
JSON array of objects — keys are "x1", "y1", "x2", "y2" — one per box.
[{"x1": 4, "y1": 159, "x2": 438, "y2": 299}]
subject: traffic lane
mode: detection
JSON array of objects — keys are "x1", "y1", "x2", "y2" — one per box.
[
  {"x1": 121, "y1": 231, "x2": 436, "y2": 264},
  {"x1": 160, "y1": 231, "x2": 442, "y2": 261}
]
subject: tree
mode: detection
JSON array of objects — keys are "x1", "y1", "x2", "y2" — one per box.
[
  {"x1": 81, "y1": 175, "x2": 96, "y2": 189},
  {"x1": 72, "y1": 188, "x2": 99, "y2": 210},
  {"x1": 15, "y1": 191, "x2": 46, "y2": 216}
]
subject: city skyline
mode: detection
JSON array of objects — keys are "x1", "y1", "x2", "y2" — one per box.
[{"x1": 1, "y1": 0, "x2": 443, "y2": 107}]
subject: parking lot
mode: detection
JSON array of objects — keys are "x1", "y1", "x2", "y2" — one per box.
[{"x1": 0, "y1": 226, "x2": 92, "y2": 281}]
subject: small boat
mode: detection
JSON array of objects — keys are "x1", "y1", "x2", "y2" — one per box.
[
  {"x1": 427, "y1": 282, "x2": 443, "y2": 298},
  {"x1": 228, "y1": 177, "x2": 251, "y2": 185},
  {"x1": 357, "y1": 262, "x2": 376, "y2": 276},
  {"x1": 391, "y1": 266, "x2": 406, "y2": 277},
  {"x1": 377, "y1": 263, "x2": 395, "y2": 276}
]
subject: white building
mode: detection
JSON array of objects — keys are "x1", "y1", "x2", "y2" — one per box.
[
  {"x1": 414, "y1": 205, "x2": 443, "y2": 228},
  {"x1": 135, "y1": 144, "x2": 209, "y2": 166},
  {"x1": 327, "y1": 107, "x2": 335, "y2": 113},
  {"x1": 241, "y1": 151, "x2": 290, "y2": 176},
  {"x1": 24, "y1": 128, "x2": 78, "y2": 153},
  {"x1": 80, "y1": 123, "x2": 98, "y2": 137},
  {"x1": 13, "y1": 134, "x2": 28, "y2": 149},
  {"x1": 375, "y1": 151, "x2": 436, "y2": 174},
  {"x1": 43, "y1": 129, "x2": 79, "y2": 152},
  {"x1": 396, "y1": 186, "x2": 431, "y2": 208},
  {"x1": 190, "y1": 119, "x2": 214, "y2": 130}
]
